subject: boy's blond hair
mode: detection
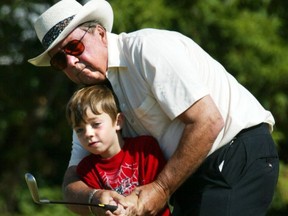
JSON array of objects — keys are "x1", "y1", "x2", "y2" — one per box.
[{"x1": 66, "y1": 85, "x2": 120, "y2": 127}]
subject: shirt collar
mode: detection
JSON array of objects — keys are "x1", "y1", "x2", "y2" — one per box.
[{"x1": 107, "y1": 32, "x2": 127, "y2": 69}]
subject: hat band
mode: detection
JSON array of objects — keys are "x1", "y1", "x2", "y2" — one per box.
[{"x1": 42, "y1": 15, "x2": 75, "y2": 50}]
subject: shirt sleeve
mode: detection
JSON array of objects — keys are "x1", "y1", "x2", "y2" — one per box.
[
  {"x1": 68, "y1": 130, "x2": 90, "y2": 167},
  {"x1": 132, "y1": 31, "x2": 210, "y2": 119}
]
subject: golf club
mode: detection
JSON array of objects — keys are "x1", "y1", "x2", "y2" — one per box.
[{"x1": 25, "y1": 173, "x2": 117, "y2": 212}]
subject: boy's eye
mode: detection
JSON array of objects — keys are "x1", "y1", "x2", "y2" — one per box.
[
  {"x1": 92, "y1": 122, "x2": 101, "y2": 128},
  {"x1": 75, "y1": 128, "x2": 84, "y2": 134}
]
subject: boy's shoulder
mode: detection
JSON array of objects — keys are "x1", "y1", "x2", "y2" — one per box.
[
  {"x1": 125, "y1": 135, "x2": 157, "y2": 144},
  {"x1": 123, "y1": 135, "x2": 159, "y2": 151}
]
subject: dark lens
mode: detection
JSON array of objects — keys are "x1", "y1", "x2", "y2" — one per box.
[
  {"x1": 50, "y1": 51, "x2": 67, "y2": 70},
  {"x1": 64, "y1": 40, "x2": 85, "y2": 56}
]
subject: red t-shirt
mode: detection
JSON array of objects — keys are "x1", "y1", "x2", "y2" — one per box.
[{"x1": 77, "y1": 135, "x2": 171, "y2": 216}]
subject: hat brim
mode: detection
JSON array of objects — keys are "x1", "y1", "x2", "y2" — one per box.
[{"x1": 28, "y1": 0, "x2": 113, "y2": 67}]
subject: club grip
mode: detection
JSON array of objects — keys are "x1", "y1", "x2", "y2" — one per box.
[{"x1": 98, "y1": 203, "x2": 118, "y2": 212}]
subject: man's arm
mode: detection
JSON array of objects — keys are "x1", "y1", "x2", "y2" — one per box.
[{"x1": 127, "y1": 95, "x2": 224, "y2": 215}]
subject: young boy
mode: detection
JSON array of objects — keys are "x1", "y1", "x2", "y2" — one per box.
[{"x1": 66, "y1": 84, "x2": 171, "y2": 216}]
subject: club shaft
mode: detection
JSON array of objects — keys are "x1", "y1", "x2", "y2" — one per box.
[{"x1": 44, "y1": 200, "x2": 117, "y2": 211}]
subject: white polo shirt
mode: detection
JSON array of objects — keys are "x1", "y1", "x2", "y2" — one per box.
[{"x1": 69, "y1": 29, "x2": 274, "y2": 166}]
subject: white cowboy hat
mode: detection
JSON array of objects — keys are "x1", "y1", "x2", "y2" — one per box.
[{"x1": 28, "y1": 0, "x2": 113, "y2": 67}]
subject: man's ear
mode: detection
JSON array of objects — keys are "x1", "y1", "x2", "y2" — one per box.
[
  {"x1": 115, "y1": 113, "x2": 124, "y2": 130},
  {"x1": 96, "y1": 24, "x2": 107, "y2": 45}
]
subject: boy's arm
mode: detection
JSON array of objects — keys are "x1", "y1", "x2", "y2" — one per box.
[
  {"x1": 63, "y1": 166, "x2": 131, "y2": 215},
  {"x1": 62, "y1": 166, "x2": 94, "y2": 215}
]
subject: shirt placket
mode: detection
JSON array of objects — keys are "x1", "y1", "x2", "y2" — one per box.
[{"x1": 108, "y1": 68, "x2": 149, "y2": 136}]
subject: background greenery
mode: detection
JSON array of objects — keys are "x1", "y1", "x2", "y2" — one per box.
[{"x1": 0, "y1": 0, "x2": 287, "y2": 215}]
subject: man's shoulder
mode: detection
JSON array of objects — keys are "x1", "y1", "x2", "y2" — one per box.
[
  {"x1": 120, "y1": 28, "x2": 174, "y2": 40},
  {"x1": 118, "y1": 28, "x2": 182, "y2": 52}
]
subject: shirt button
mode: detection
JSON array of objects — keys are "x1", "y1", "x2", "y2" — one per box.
[{"x1": 122, "y1": 103, "x2": 127, "y2": 110}]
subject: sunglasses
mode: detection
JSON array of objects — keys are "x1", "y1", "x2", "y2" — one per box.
[{"x1": 50, "y1": 26, "x2": 92, "y2": 70}]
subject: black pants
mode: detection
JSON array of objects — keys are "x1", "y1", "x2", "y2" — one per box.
[{"x1": 172, "y1": 123, "x2": 279, "y2": 216}]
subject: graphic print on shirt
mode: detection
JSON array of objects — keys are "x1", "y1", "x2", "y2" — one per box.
[{"x1": 100, "y1": 162, "x2": 141, "y2": 196}]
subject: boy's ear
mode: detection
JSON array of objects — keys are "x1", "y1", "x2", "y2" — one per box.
[{"x1": 115, "y1": 113, "x2": 124, "y2": 130}]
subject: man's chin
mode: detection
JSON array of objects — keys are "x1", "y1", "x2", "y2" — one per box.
[{"x1": 79, "y1": 77, "x2": 107, "y2": 86}]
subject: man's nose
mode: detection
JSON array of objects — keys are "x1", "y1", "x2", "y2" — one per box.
[{"x1": 66, "y1": 54, "x2": 79, "y2": 67}]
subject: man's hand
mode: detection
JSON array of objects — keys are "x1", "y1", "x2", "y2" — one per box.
[
  {"x1": 128, "y1": 182, "x2": 168, "y2": 216},
  {"x1": 92, "y1": 189, "x2": 133, "y2": 216}
]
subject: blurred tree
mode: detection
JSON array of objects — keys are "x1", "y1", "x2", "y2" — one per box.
[{"x1": 0, "y1": 0, "x2": 76, "y2": 213}]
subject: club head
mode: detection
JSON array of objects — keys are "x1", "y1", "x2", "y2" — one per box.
[
  {"x1": 24, "y1": 173, "x2": 117, "y2": 211},
  {"x1": 25, "y1": 173, "x2": 42, "y2": 204}
]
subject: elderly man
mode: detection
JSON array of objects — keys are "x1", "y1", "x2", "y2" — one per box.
[{"x1": 29, "y1": 0, "x2": 279, "y2": 215}]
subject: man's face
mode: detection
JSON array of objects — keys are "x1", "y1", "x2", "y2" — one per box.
[{"x1": 48, "y1": 25, "x2": 108, "y2": 85}]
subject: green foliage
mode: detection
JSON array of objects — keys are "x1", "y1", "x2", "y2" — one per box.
[
  {"x1": 268, "y1": 162, "x2": 288, "y2": 215},
  {"x1": 273, "y1": 163, "x2": 288, "y2": 209},
  {"x1": 0, "y1": 185, "x2": 74, "y2": 216},
  {"x1": 110, "y1": 0, "x2": 177, "y2": 32},
  {"x1": 0, "y1": 0, "x2": 287, "y2": 215}
]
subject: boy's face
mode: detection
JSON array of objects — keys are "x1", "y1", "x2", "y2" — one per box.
[{"x1": 74, "y1": 107, "x2": 123, "y2": 158}]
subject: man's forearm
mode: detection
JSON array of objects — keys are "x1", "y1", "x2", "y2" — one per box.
[
  {"x1": 155, "y1": 123, "x2": 220, "y2": 197},
  {"x1": 155, "y1": 95, "x2": 224, "y2": 197},
  {"x1": 62, "y1": 166, "x2": 92, "y2": 215}
]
